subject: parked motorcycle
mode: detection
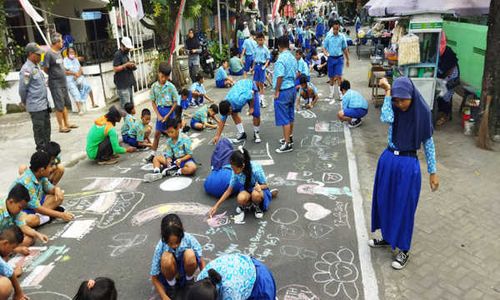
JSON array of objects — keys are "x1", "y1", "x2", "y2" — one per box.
[{"x1": 198, "y1": 33, "x2": 216, "y2": 78}]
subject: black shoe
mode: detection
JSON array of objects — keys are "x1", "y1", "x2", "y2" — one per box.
[
  {"x1": 279, "y1": 135, "x2": 293, "y2": 145},
  {"x1": 275, "y1": 142, "x2": 293, "y2": 153},
  {"x1": 236, "y1": 132, "x2": 247, "y2": 141},
  {"x1": 392, "y1": 251, "x2": 409, "y2": 270},
  {"x1": 182, "y1": 125, "x2": 191, "y2": 133},
  {"x1": 368, "y1": 239, "x2": 390, "y2": 248},
  {"x1": 165, "y1": 284, "x2": 177, "y2": 299},
  {"x1": 348, "y1": 118, "x2": 363, "y2": 128},
  {"x1": 143, "y1": 153, "x2": 155, "y2": 163}
]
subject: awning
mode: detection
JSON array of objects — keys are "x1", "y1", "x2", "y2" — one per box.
[{"x1": 365, "y1": 0, "x2": 491, "y2": 17}]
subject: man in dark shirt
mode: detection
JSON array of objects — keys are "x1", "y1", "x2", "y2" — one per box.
[{"x1": 113, "y1": 37, "x2": 136, "y2": 107}]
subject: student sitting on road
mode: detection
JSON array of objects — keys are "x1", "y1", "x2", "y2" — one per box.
[
  {"x1": 0, "y1": 184, "x2": 49, "y2": 256},
  {"x1": 229, "y1": 49, "x2": 244, "y2": 76},
  {"x1": 215, "y1": 60, "x2": 234, "y2": 88},
  {"x1": 74, "y1": 277, "x2": 117, "y2": 300},
  {"x1": 121, "y1": 102, "x2": 136, "y2": 142},
  {"x1": 86, "y1": 106, "x2": 136, "y2": 165},
  {"x1": 180, "y1": 88, "x2": 190, "y2": 110},
  {"x1": 213, "y1": 79, "x2": 262, "y2": 144},
  {"x1": 297, "y1": 75, "x2": 319, "y2": 110},
  {"x1": 185, "y1": 253, "x2": 276, "y2": 300},
  {"x1": 16, "y1": 151, "x2": 74, "y2": 228},
  {"x1": 151, "y1": 214, "x2": 205, "y2": 300},
  {"x1": 190, "y1": 73, "x2": 215, "y2": 107},
  {"x1": 209, "y1": 147, "x2": 278, "y2": 221},
  {"x1": 123, "y1": 108, "x2": 153, "y2": 148},
  {"x1": 150, "y1": 118, "x2": 197, "y2": 178},
  {"x1": 337, "y1": 80, "x2": 368, "y2": 128},
  {"x1": 0, "y1": 226, "x2": 28, "y2": 300},
  {"x1": 19, "y1": 141, "x2": 64, "y2": 186},
  {"x1": 190, "y1": 104, "x2": 219, "y2": 131}
]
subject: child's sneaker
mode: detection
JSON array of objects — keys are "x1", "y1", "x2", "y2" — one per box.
[
  {"x1": 254, "y1": 205, "x2": 264, "y2": 219},
  {"x1": 348, "y1": 118, "x2": 363, "y2": 128},
  {"x1": 392, "y1": 251, "x2": 409, "y2": 270},
  {"x1": 236, "y1": 132, "x2": 247, "y2": 141},
  {"x1": 279, "y1": 135, "x2": 293, "y2": 145},
  {"x1": 270, "y1": 189, "x2": 279, "y2": 198},
  {"x1": 235, "y1": 206, "x2": 245, "y2": 214},
  {"x1": 275, "y1": 142, "x2": 293, "y2": 153},
  {"x1": 143, "y1": 153, "x2": 155, "y2": 163},
  {"x1": 144, "y1": 172, "x2": 163, "y2": 183},
  {"x1": 368, "y1": 239, "x2": 390, "y2": 248},
  {"x1": 254, "y1": 132, "x2": 262, "y2": 143}
]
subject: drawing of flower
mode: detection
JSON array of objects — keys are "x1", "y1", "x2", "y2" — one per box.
[{"x1": 313, "y1": 248, "x2": 359, "y2": 300}]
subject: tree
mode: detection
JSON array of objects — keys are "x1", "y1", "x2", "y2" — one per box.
[{"x1": 477, "y1": 0, "x2": 500, "y2": 149}]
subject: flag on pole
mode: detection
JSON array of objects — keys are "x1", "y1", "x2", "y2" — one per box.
[
  {"x1": 120, "y1": 0, "x2": 145, "y2": 19},
  {"x1": 18, "y1": 0, "x2": 44, "y2": 22},
  {"x1": 169, "y1": 0, "x2": 187, "y2": 64},
  {"x1": 272, "y1": 0, "x2": 281, "y2": 19}
]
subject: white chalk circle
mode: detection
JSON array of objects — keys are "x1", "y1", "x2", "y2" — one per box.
[
  {"x1": 160, "y1": 177, "x2": 193, "y2": 191},
  {"x1": 271, "y1": 208, "x2": 299, "y2": 225}
]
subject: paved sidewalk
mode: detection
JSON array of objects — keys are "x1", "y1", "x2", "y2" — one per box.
[{"x1": 346, "y1": 57, "x2": 500, "y2": 300}]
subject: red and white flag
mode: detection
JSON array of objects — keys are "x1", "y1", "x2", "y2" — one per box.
[
  {"x1": 272, "y1": 0, "x2": 281, "y2": 19},
  {"x1": 169, "y1": 0, "x2": 187, "y2": 64},
  {"x1": 120, "y1": 0, "x2": 144, "y2": 19}
]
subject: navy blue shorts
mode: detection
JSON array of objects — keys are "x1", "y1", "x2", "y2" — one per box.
[
  {"x1": 230, "y1": 69, "x2": 244, "y2": 76},
  {"x1": 274, "y1": 87, "x2": 296, "y2": 126},
  {"x1": 253, "y1": 64, "x2": 266, "y2": 83},
  {"x1": 328, "y1": 56, "x2": 344, "y2": 78},
  {"x1": 190, "y1": 118, "x2": 203, "y2": 129},
  {"x1": 238, "y1": 39, "x2": 245, "y2": 53},
  {"x1": 216, "y1": 79, "x2": 226, "y2": 88},
  {"x1": 122, "y1": 134, "x2": 138, "y2": 147},
  {"x1": 156, "y1": 106, "x2": 175, "y2": 131},
  {"x1": 344, "y1": 107, "x2": 368, "y2": 119},
  {"x1": 244, "y1": 55, "x2": 254, "y2": 72},
  {"x1": 158, "y1": 252, "x2": 201, "y2": 289},
  {"x1": 248, "y1": 258, "x2": 276, "y2": 300},
  {"x1": 181, "y1": 98, "x2": 190, "y2": 110},
  {"x1": 23, "y1": 194, "x2": 46, "y2": 214}
]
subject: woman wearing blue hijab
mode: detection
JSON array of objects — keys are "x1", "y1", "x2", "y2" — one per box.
[{"x1": 370, "y1": 77, "x2": 440, "y2": 270}]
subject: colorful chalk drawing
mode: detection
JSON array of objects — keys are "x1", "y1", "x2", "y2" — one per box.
[
  {"x1": 267, "y1": 174, "x2": 298, "y2": 187},
  {"x1": 280, "y1": 245, "x2": 318, "y2": 260},
  {"x1": 276, "y1": 224, "x2": 305, "y2": 240},
  {"x1": 207, "y1": 212, "x2": 230, "y2": 227},
  {"x1": 159, "y1": 177, "x2": 193, "y2": 191},
  {"x1": 108, "y1": 233, "x2": 148, "y2": 257},
  {"x1": 313, "y1": 248, "x2": 360, "y2": 300},
  {"x1": 82, "y1": 177, "x2": 142, "y2": 191},
  {"x1": 249, "y1": 142, "x2": 275, "y2": 166},
  {"x1": 308, "y1": 222, "x2": 334, "y2": 239},
  {"x1": 297, "y1": 184, "x2": 352, "y2": 199},
  {"x1": 314, "y1": 120, "x2": 344, "y2": 133},
  {"x1": 270, "y1": 208, "x2": 299, "y2": 225},
  {"x1": 300, "y1": 134, "x2": 340, "y2": 148},
  {"x1": 333, "y1": 201, "x2": 351, "y2": 228},
  {"x1": 296, "y1": 109, "x2": 317, "y2": 119},
  {"x1": 64, "y1": 191, "x2": 145, "y2": 229},
  {"x1": 322, "y1": 172, "x2": 343, "y2": 184},
  {"x1": 190, "y1": 233, "x2": 216, "y2": 253},
  {"x1": 132, "y1": 202, "x2": 211, "y2": 226},
  {"x1": 60, "y1": 219, "x2": 96, "y2": 240},
  {"x1": 303, "y1": 202, "x2": 332, "y2": 221},
  {"x1": 26, "y1": 291, "x2": 71, "y2": 300},
  {"x1": 277, "y1": 284, "x2": 320, "y2": 300},
  {"x1": 206, "y1": 226, "x2": 238, "y2": 242}
]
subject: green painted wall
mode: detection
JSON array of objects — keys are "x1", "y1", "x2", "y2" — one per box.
[{"x1": 443, "y1": 21, "x2": 487, "y2": 95}]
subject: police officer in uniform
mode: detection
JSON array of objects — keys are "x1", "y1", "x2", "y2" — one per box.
[{"x1": 19, "y1": 43, "x2": 51, "y2": 150}]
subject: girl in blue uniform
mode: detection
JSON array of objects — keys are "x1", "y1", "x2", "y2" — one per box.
[
  {"x1": 370, "y1": 77, "x2": 439, "y2": 270},
  {"x1": 185, "y1": 253, "x2": 276, "y2": 300}
]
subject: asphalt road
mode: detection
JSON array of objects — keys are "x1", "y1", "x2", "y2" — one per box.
[{"x1": 14, "y1": 75, "x2": 374, "y2": 300}]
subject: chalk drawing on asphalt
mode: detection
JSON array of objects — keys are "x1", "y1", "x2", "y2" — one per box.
[
  {"x1": 277, "y1": 284, "x2": 320, "y2": 300},
  {"x1": 82, "y1": 177, "x2": 142, "y2": 191},
  {"x1": 159, "y1": 177, "x2": 193, "y2": 191},
  {"x1": 132, "y1": 202, "x2": 211, "y2": 226},
  {"x1": 270, "y1": 208, "x2": 299, "y2": 225},
  {"x1": 303, "y1": 202, "x2": 332, "y2": 221},
  {"x1": 109, "y1": 233, "x2": 148, "y2": 257}
]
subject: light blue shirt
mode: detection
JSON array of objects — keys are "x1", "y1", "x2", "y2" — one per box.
[
  {"x1": 342, "y1": 89, "x2": 368, "y2": 110},
  {"x1": 222, "y1": 79, "x2": 254, "y2": 121},
  {"x1": 273, "y1": 50, "x2": 298, "y2": 90},
  {"x1": 0, "y1": 257, "x2": 13, "y2": 278},
  {"x1": 297, "y1": 58, "x2": 310, "y2": 77},
  {"x1": 190, "y1": 82, "x2": 207, "y2": 95},
  {"x1": 197, "y1": 254, "x2": 256, "y2": 300},
  {"x1": 121, "y1": 114, "x2": 136, "y2": 136},
  {"x1": 150, "y1": 233, "x2": 203, "y2": 276},
  {"x1": 242, "y1": 38, "x2": 257, "y2": 56},
  {"x1": 300, "y1": 82, "x2": 318, "y2": 97},
  {"x1": 215, "y1": 66, "x2": 228, "y2": 82},
  {"x1": 254, "y1": 45, "x2": 270, "y2": 64},
  {"x1": 323, "y1": 32, "x2": 347, "y2": 57},
  {"x1": 229, "y1": 161, "x2": 267, "y2": 189},
  {"x1": 164, "y1": 133, "x2": 193, "y2": 159}
]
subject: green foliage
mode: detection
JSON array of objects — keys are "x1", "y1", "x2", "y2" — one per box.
[
  {"x1": 208, "y1": 42, "x2": 229, "y2": 66},
  {"x1": 149, "y1": 51, "x2": 169, "y2": 83},
  {"x1": 0, "y1": 0, "x2": 9, "y2": 89}
]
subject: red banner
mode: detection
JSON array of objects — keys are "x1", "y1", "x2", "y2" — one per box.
[
  {"x1": 272, "y1": 0, "x2": 281, "y2": 19},
  {"x1": 169, "y1": 0, "x2": 187, "y2": 64}
]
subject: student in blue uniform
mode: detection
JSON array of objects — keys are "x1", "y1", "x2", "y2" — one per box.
[
  {"x1": 323, "y1": 20, "x2": 350, "y2": 100},
  {"x1": 298, "y1": 75, "x2": 319, "y2": 110},
  {"x1": 186, "y1": 253, "x2": 276, "y2": 300},
  {"x1": 151, "y1": 214, "x2": 205, "y2": 300},
  {"x1": 241, "y1": 31, "x2": 257, "y2": 76},
  {"x1": 337, "y1": 80, "x2": 368, "y2": 128},
  {"x1": 296, "y1": 21, "x2": 304, "y2": 48},
  {"x1": 369, "y1": 77, "x2": 439, "y2": 270},
  {"x1": 190, "y1": 104, "x2": 219, "y2": 131},
  {"x1": 0, "y1": 226, "x2": 28, "y2": 300},
  {"x1": 204, "y1": 138, "x2": 234, "y2": 198},
  {"x1": 180, "y1": 88, "x2": 190, "y2": 110},
  {"x1": 123, "y1": 108, "x2": 153, "y2": 148},
  {"x1": 253, "y1": 32, "x2": 271, "y2": 108},
  {"x1": 215, "y1": 59, "x2": 234, "y2": 88},
  {"x1": 121, "y1": 102, "x2": 136, "y2": 142},
  {"x1": 273, "y1": 36, "x2": 298, "y2": 154},
  {"x1": 214, "y1": 79, "x2": 262, "y2": 144},
  {"x1": 190, "y1": 73, "x2": 215, "y2": 106},
  {"x1": 295, "y1": 49, "x2": 310, "y2": 84}
]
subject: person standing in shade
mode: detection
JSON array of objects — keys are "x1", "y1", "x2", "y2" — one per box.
[
  {"x1": 266, "y1": 14, "x2": 275, "y2": 50},
  {"x1": 369, "y1": 77, "x2": 439, "y2": 270},
  {"x1": 185, "y1": 29, "x2": 201, "y2": 82},
  {"x1": 19, "y1": 43, "x2": 50, "y2": 151},
  {"x1": 42, "y1": 33, "x2": 77, "y2": 133},
  {"x1": 323, "y1": 20, "x2": 349, "y2": 101},
  {"x1": 113, "y1": 37, "x2": 136, "y2": 108}
]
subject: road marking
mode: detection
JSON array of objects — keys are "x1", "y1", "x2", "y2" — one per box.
[{"x1": 344, "y1": 124, "x2": 380, "y2": 300}]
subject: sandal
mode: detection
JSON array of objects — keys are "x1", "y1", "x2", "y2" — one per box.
[
  {"x1": 59, "y1": 128, "x2": 71, "y2": 133},
  {"x1": 68, "y1": 124, "x2": 79, "y2": 129},
  {"x1": 436, "y1": 116, "x2": 448, "y2": 127}
]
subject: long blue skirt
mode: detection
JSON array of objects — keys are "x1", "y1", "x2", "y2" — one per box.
[
  {"x1": 248, "y1": 258, "x2": 276, "y2": 299},
  {"x1": 371, "y1": 149, "x2": 421, "y2": 251}
]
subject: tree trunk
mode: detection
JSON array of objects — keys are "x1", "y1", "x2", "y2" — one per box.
[{"x1": 477, "y1": 0, "x2": 500, "y2": 149}]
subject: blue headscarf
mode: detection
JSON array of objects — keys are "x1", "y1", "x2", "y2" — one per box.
[{"x1": 391, "y1": 77, "x2": 433, "y2": 151}]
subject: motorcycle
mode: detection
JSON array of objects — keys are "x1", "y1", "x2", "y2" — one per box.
[{"x1": 198, "y1": 33, "x2": 216, "y2": 78}]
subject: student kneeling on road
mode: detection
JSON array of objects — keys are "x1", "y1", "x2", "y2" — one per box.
[{"x1": 337, "y1": 80, "x2": 368, "y2": 128}]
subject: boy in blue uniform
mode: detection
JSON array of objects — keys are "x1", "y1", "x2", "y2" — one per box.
[
  {"x1": 229, "y1": 49, "x2": 244, "y2": 76},
  {"x1": 180, "y1": 89, "x2": 190, "y2": 110},
  {"x1": 215, "y1": 59, "x2": 234, "y2": 88},
  {"x1": 253, "y1": 32, "x2": 271, "y2": 108},
  {"x1": 121, "y1": 102, "x2": 136, "y2": 142},
  {"x1": 240, "y1": 31, "x2": 257, "y2": 76},
  {"x1": 124, "y1": 108, "x2": 153, "y2": 148},
  {"x1": 337, "y1": 80, "x2": 368, "y2": 128},
  {"x1": 190, "y1": 73, "x2": 215, "y2": 106},
  {"x1": 323, "y1": 20, "x2": 350, "y2": 100},
  {"x1": 150, "y1": 62, "x2": 179, "y2": 151},
  {"x1": 295, "y1": 49, "x2": 310, "y2": 84},
  {"x1": 273, "y1": 36, "x2": 298, "y2": 153},
  {"x1": 190, "y1": 104, "x2": 219, "y2": 131},
  {"x1": 298, "y1": 75, "x2": 319, "y2": 110},
  {"x1": 0, "y1": 226, "x2": 28, "y2": 300},
  {"x1": 214, "y1": 79, "x2": 261, "y2": 144}
]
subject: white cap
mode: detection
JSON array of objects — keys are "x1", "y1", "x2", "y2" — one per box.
[{"x1": 121, "y1": 37, "x2": 133, "y2": 49}]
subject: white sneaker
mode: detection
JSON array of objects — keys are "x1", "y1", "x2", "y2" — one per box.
[
  {"x1": 144, "y1": 172, "x2": 163, "y2": 183},
  {"x1": 254, "y1": 205, "x2": 264, "y2": 219},
  {"x1": 254, "y1": 132, "x2": 262, "y2": 143}
]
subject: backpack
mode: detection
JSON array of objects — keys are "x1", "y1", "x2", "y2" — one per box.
[{"x1": 210, "y1": 138, "x2": 233, "y2": 171}]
